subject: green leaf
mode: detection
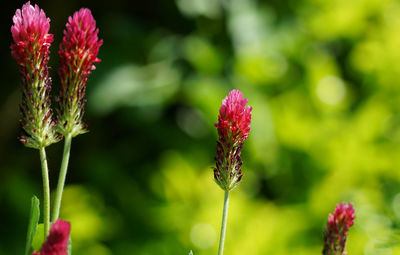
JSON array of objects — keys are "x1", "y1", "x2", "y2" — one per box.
[
  {"x1": 189, "y1": 250, "x2": 193, "y2": 255},
  {"x1": 25, "y1": 196, "x2": 40, "y2": 255},
  {"x1": 68, "y1": 236, "x2": 72, "y2": 255},
  {"x1": 31, "y1": 224, "x2": 45, "y2": 251}
]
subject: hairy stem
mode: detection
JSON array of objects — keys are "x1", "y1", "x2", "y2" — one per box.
[
  {"x1": 39, "y1": 147, "x2": 50, "y2": 238},
  {"x1": 51, "y1": 134, "x2": 72, "y2": 222},
  {"x1": 217, "y1": 191, "x2": 230, "y2": 255}
]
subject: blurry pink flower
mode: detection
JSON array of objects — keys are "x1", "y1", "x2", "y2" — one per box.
[
  {"x1": 58, "y1": 8, "x2": 103, "y2": 137},
  {"x1": 323, "y1": 202, "x2": 355, "y2": 255},
  {"x1": 11, "y1": 1, "x2": 58, "y2": 149},
  {"x1": 32, "y1": 219, "x2": 70, "y2": 255},
  {"x1": 214, "y1": 89, "x2": 252, "y2": 191}
]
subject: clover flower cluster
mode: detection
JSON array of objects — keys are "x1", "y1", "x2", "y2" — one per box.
[
  {"x1": 11, "y1": 2, "x2": 58, "y2": 149},
  {"x1": 214, "y1": 89, "x2": 252, "y2": 191},
  {"x1": 58, "y1": 8, "x2": 103, "y2": 137},
  {"x1": 323, "y1": 202, "x2": 355, "y2": 255}
]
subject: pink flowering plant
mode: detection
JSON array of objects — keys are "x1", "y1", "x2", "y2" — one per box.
[
  {"x1": 10, "y1": 2, "x2": 361, "y2": 255},
  {"x1": 210, "y1": 90, "x2": 356, "y2": 255},
  {"x1": 53, "y1": 7, "x2": 103, "y2": 224},
  {"x1": 10, "y1": 2, "x2": 102, "y2": 255},
  {"x1": 213, "y1": 89, "x2": 252, "y2": 255}
]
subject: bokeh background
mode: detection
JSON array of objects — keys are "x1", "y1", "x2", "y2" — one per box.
[{"x1": 1, "y1": 0, "x2": 400, "y2": 254}]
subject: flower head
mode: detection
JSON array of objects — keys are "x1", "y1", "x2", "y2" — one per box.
[
  {"x1": 11, "y1": 1, "x2": 59, "y2": 149},
  {"x1": 57, "y1": 8, "x2": 103, "y2": 137},
  {"x1": 32, "y1": 219, "x2": 70, "y2": 255},
  {"x1": 213, "y1": 89, "x2": 252, "y2": 191},
  {"x1": 323, "y1": 202, "x2": 355, "y2": 255}
]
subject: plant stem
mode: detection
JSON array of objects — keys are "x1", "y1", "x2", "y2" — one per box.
[
  {"x1": 51, "y1": 133, "x2": 72, "y2": 222},
  {"x1": 39, "y1": 147, "x2": 50, "y2": 238},
  {"x1": 217, "y1": 191, "x2": 230, "y2": 255}
]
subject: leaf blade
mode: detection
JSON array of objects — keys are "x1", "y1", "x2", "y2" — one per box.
[{"x1": 25, "y1": 196, "x2": 40, "y2": 255}]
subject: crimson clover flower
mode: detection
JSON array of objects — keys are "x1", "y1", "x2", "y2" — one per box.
[
  {"x1": 214, "y1": 89, "x2": 252, "y2": 191},
  {"x1": 323, "y1": 202, "x2": 355, "y2": 255},
  {"x1": 32, "y1": 219, "x2": 70, "y2": 255},
  {"x1": 57, "y1": 8, "x2": 103, "y2": 137},
  {"x1": 11, "y1": 1, "x2": 59, "y2": 149}
]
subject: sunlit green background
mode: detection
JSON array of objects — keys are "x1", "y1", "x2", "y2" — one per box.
[{"x1": 2, "y1": 0, "x2": 400, "y2": 254}]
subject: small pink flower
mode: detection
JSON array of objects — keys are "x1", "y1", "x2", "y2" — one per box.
[
  {"x1": 323, "y1": 202, "x2": 355, "y2": 255},
  {"x1": 11, "y1": 2, "x2": 58, "y2": 149},
  {"x1": 214, "y1": 89, "x2": 252, "y2": 191},
  {"x1": 32, "y1": 219, "x2": 70, "y2": 255},
  {"x1": 58, "y1": 8, "x2": 103, "y2": 136}
]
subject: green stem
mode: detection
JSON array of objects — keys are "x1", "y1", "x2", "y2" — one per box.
[
  {"x1": 51, "y1": 134, "x2": 72, "y2": 222},
  {"x1": 39, "y1": 147, "x2": 50, "y2": 238},
  {"x1": 217, "y1": 191, "x2": 230, "y2": 255}
]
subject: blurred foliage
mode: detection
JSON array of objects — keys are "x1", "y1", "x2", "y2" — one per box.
[{"x1": 3, "y1": 0, "x2": 400, "y2": 254}]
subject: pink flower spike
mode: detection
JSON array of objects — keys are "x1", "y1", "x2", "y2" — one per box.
[
  {"x1": 323, "y1": 202, "x2": 355, "y2": 255},
  {"x1": 32, "y1": 219, "x2": 71, "y2": 255},
  {"x1": 11, "y1": 2, "x2": 59, "y2": 149},
  {"x1": 213, "y1": 89, "x2": 252, "y2": 191},
  {"x1": 58, "y1": 8, "x2": 103, "y2": 137}
]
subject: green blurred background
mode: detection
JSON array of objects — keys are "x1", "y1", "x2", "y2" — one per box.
[{"x1": 1, "y1": 0, "x2": 400, "y2": 254}]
